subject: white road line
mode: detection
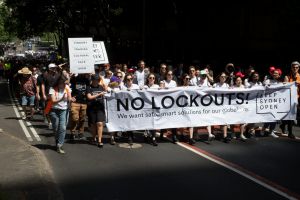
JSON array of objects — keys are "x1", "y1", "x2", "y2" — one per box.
[
  {"x1": 8, "y1": 83, "x2": 42, "y2": 142},
  {"x1": 8, "y1": 88, "x2": 33, "y2": 142},
  {"x1": 177, "y1": 142, "x2": 298, "y2": 200},
  {"x1": 26, "y1": 121, "x2": 41, "y2": 141}
]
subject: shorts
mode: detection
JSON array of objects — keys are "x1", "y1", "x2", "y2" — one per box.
[
  {"x1": 21, "y1": 95, "x2": 35, "y2": 106},
  {"x1": 88, "y1": 109, "x2": 106, "y2": 124}
]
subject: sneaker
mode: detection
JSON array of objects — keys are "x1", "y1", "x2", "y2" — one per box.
[
  {"x1": 110, "y1": 137, "x2": 116, "y2": 145},
  {"x1": 70, "y1": 134, "x2": 75, "y2": 140},
  {"x1": 172, "y1": 134, "x2": 178, "y2": 143},
  {"x1": 223, "y1": 137, "x2": 230, "y2": 143},
  {"x1": 97, "y1": 143, "x2": 104, "y2": 148},
  {"x1": 152, "y1": 137, "x2": 158, "y2": 146},
  {"x1": 21, "y1": 114, "x2": 26, "y2": 120},
  {"x1": 208, "y1": 134, "x2": 215, "y2": 141},
  {"x1": 288, "y1": 134, "x2": 296, "y2": 139},
  {"x1": 249, "y1": 129, "x2": 255, "y2": 136},
  {"x1": 240, "y1": 134, "x2": 247, "y2": 141},
  {"x1": 189, "y1": 138, "x2": 196, "y2": 145},
  {"x1": 279, "y1": 124, "x2": 286, "y2": 134},
  {"x1": 78, "y1": 133, "x2": 85, "y2": 140},
  {"x1": 48, "y1": 123, "x2": 53, "y2": 130},
  {"x1": 270, "y1": 131, "x2": 279, "y2": 138},
  {"x1": 57, "y1": 146, "x2": 65, "y2": 154}
]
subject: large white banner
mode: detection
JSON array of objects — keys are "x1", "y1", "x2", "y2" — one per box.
[
  {"x1": 93, "y1": 41, "x2": 109, "y2": 64},
  {"x1": 68, "y1": 38, "x2": 94, "y2": 74},
  {"x1": 105, "y1": 83, "x2": 298, "y2": 132}
]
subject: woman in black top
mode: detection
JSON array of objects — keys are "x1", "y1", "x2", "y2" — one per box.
[{"x1": 87, "y1": 74, "x2": 107, "y2": 147}]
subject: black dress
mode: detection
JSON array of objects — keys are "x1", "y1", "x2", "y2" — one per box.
[{"x1": 86, "y1": 84, "x2": 106, "y2": 123}]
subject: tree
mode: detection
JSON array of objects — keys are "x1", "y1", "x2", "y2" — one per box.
[{"x1": 0, "y1": 2, "x2": 15, "y2": 42}]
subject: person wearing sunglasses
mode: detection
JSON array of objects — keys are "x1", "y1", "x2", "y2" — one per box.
[
  {"x1": 143, "y1": 73, "x2": 160, "y2": 146},
  {"x1": 213, "y1": 72, "x2": 230, "y2": 142},
  {"x1": 120, "y1": 74, "x2": 139, "y2": 145},
  {"x1": 121, "y1": 74, "x2": 139, "y2": 91},
  {"x1": 179, "y1": 74, "x2": 196, "y2": 145}
]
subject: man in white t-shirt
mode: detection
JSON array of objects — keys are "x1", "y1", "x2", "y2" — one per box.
[{"x1": 134, "y1": 60, "x2": 148, "y2": 87}]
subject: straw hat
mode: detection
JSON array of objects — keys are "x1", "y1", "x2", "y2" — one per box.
[{"x1": 18, "y1": 67, "x2": 32, "y2": 75}]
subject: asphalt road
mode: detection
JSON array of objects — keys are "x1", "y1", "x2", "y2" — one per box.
[{"x1": 1, "y1": 80, "x2": 300, "y2": 200}]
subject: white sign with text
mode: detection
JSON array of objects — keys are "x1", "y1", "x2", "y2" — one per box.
[
  {"x1": 68, "y1": 38, "x2": 94, "y2": 74},
  {"x1": 93, "y1": 41, "x2": 109, "y2": 64}
]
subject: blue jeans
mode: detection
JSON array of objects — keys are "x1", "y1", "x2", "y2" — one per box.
[
  {"x1": 21, "y1": 95, "x2": 35, "y2": 106},
  {"x1": 50, "y1": 109, "x2": 68, "y2": 147}
]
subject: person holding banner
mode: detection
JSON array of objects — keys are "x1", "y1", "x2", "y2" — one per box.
[
  {"x1": 143, "y1": 73, "x2": 160, "y2": 146},
  {"x1": 231, "y1": 75, "x2": 247, "y2": 141},
  {"x1": 163, "y1": 70, "x2": 177, "y2": 88},
  {"x1": 107, "y1": 75, "x2": 122, "y2": 145},
  {"x1": 158, "y1": 71, "x2": 179, "y2": 143},
  {"x1": 87, "y1": 74, "x2": 108, "y2": 148},
  {"x1": 180, "y1": 74, "x2": 196, "y2": 145},
  {"x1": 261, "y1": 68, "x2": 283, "y2": 138},
  {"x1": 121, "y1": 74, "x2": 139, "y2": 145},
  {"x1": 244, "y1": 71, "x2": 262, "y2": 137},
  {"x1": 213, "y1": 72, "x2": 230, "y2": 142},
  {"x1": 280, "y1": 61, "x2": 300, "y2": 139}
]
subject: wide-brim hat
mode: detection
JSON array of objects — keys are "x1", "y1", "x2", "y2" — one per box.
[{"x1": 18, "y1": 67, "x2": 32, "y2": 75}]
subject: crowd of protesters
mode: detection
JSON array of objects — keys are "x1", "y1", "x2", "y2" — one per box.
[{"x1": 1, "y1": 57, "x2": 299, "y2": 154}]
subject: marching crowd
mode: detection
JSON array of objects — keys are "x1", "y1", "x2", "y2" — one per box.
[{"x1": 2, "y1": 58, "x2": 300, "y2": 154}]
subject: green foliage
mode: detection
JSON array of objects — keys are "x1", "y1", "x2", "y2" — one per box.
[{"x1": 0, "y1": 3, "x2": 15, "y2": 42}]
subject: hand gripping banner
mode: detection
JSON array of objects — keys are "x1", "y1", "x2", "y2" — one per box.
[{"x1": 104, "y1": 83, "x2": 298, "y2": 132}]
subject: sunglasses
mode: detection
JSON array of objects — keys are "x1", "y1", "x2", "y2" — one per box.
[
  {"x1": 185, "y1": 77, "x2": 190, "y2": 80},
  {"x1": 148, "y1": 77, "x2": 155, "y2": 79},
  {"x1": 127, "y1": 78, "x2": 133, "y2": 81},
  {"x1": 117, "y1": 76, "x2": 122, "y2": 78}
]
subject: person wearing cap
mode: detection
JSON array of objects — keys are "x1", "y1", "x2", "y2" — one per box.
[
  {"x1": 87, "y1": 74, "x2": 108, "y2": 148},
  {"x1": 18, "y1": 67, "x2": 37, "y2": 120},
  {"x1": 198, "y1": 69, "x2": 211, "y2": 87},
  {"x1": 42, "y1": 63, "x2": 61, "y2": 129},
  {"x1": 69, "y1": 73, "x2": 90, "y2": 140},
  {"x1": 280, "y1": 61, "x2": 300, "y2": 139}
]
